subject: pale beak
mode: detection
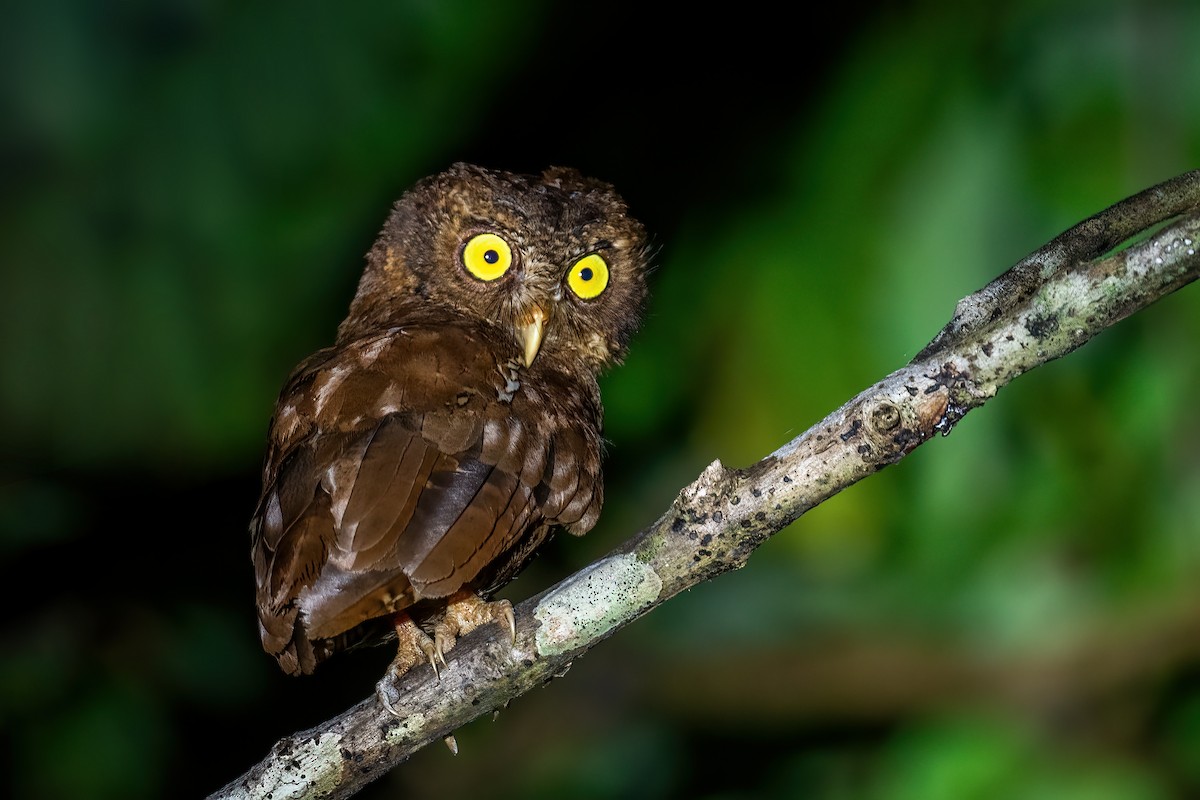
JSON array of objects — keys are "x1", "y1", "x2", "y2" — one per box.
[{"x1": 518, "y1": 305, "x2": 547, "y2": 367}]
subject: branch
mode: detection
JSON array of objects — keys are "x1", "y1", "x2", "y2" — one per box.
[{"x1": 210, "y1": 170, "x2": 1200, "y2": 800}]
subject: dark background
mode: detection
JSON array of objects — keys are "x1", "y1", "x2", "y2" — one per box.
[{"x1": 3, "y1": 1, "x2": 1200, "y2": 798}]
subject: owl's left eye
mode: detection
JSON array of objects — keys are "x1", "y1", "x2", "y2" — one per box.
[
  {"x1": 566, "y1": 253, "x2": 609, "y2": 300},
  {"x1": 461, "y1": 233, "x2": 513, "y2": 281}
]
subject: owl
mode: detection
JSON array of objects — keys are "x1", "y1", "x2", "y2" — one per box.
[{"x1": 250, "y1": 163, "x2": 650, "y2": 712}]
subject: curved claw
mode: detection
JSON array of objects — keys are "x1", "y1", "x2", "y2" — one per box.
[
  {"x1": 500, "y1": 601, "x2": 516, "y2": 643},
  {"x1": 425, "y1": 646, "x2": 442, "y2": 679},
  {"x1": 376, "y1": 673, "x2": 402, "y2": 717},
  {"x1": 433, "y1": 631, "x2": 452, "y2": 671}
]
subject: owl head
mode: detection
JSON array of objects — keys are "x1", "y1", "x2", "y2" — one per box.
[{"x1": 340, "y1": 163, "x2": 651, "y2": 373}]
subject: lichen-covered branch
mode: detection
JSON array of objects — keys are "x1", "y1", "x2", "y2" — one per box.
[{"x1": 209, "y1": 170, "x2": 1200, "y2": 800}]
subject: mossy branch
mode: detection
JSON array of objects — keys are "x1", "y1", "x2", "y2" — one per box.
[{"x1": 209, "y1": 170, "x2": 1200, "y2": 800}]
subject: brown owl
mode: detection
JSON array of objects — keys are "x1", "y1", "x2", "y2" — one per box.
[{"x1": 250, "y1": 163, "x2": 650, "y2": 712}]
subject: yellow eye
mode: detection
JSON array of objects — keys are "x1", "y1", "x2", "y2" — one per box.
[
  {"x1": 566, "y1": 253, "x2": 609, "y2": 299},
  {"x1": 461, "y1": 233, "x2": 513, "y2": 281}
]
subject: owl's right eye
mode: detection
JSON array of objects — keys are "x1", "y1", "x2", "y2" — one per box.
[{"x1": 461, "y1": 233, "x2": 513, "y2": 281}]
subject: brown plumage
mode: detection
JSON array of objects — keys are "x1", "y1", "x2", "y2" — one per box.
[{"x1": 250, "y1": 164, "x2": 650, "y2": 704}]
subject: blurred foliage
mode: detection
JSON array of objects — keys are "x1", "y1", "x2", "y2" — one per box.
[{"x1": 2, "y1": 0, "x2": 1199, "y2": 798}]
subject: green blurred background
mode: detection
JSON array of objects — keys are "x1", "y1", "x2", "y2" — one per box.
[{"x1": 3, "y1": 1, "x2": 1199, "y2": 798}]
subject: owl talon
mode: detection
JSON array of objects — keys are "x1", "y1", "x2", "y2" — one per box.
[
  {"x1": 427, "y1": 651, "x2": 442, "y2": 679},
  {"x1": 384, "y1": 612, "x2": 442, "y2": 679},
  {"x1": 499, "y1": 602, "x2": 516, "y2": 643},
  {"x1": 417, "y1": 632, "x2": 442, "y2": 678},
  {"x1": 434, "y1": 630, "x2": 454, "y2": 666},
  {"x1": 376, "y1": 675, "x2": 402, "y2": 716},
  {"x1": 376, "y1": 614, "x2": 443, "y2": 715},
  {"x1": 431, "y1": 592, "x2": 517, "y2": 660}
]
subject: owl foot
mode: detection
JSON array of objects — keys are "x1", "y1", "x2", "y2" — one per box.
[
  {"x1": 376, "y1": 613, "x2": 440, "y2": 716},
  {"x1": 432, "y1": 590, "x2": 516, "y2": 660},
  {"x1": 375, "y1": 597, "x2": 516, "y2": 716}
]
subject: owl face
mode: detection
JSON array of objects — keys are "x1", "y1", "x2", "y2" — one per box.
[{"x1": 343, "y1": 163, "x2": 651, "y2": 373}]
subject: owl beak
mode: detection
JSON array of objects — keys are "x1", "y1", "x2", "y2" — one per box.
[{"x1": 518, "y1": 306, "x2": 547, "y2": 367}]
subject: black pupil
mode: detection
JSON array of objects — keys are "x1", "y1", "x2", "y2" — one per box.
[
  {"x1": 483, "y1": 249, "x2": 499, "y2": 264},
  {"x1": 579, "y1": 267, "x2": 594, "y2": 281}
]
